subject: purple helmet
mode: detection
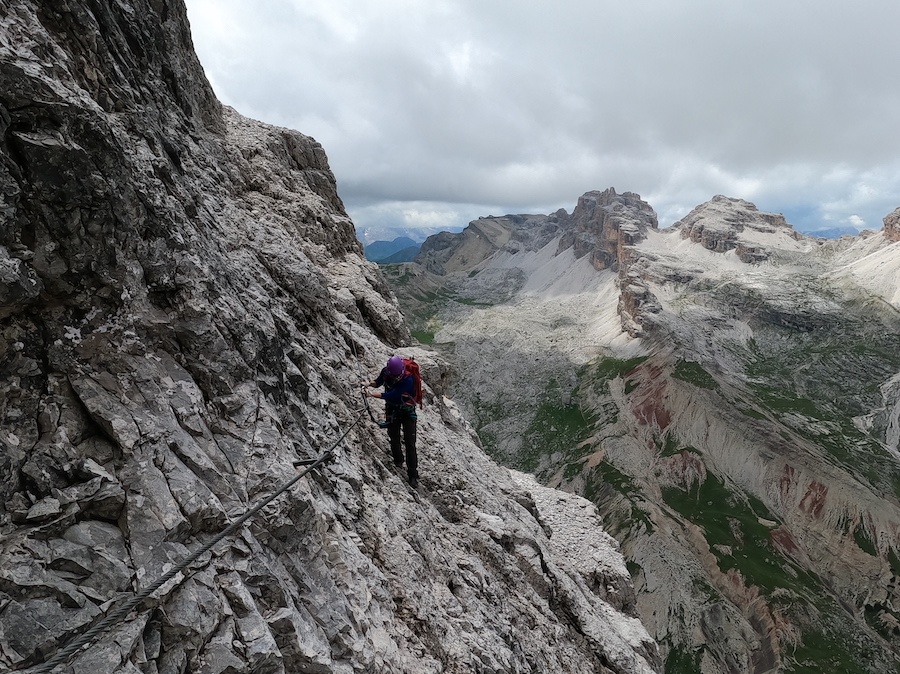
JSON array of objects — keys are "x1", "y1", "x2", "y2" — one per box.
[{"x1": 386, "y1": 356, "x2": 405, "y2": 376}]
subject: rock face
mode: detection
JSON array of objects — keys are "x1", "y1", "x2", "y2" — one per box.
[
  {"x1": 0, "y1": 2, "x2": 660, "y2": 673},
  {"x1": 389, "y1": 193, "x2": 900, "y2": 672},
  {"x1": 674, "y1": 195, "x2": 797, "y2": 261},
  {"x1": 414, "y1": 188, "x2": 659, "y2": 280},
  {"x1": 558, "y1": 188, "x2": 658, "y2": 271},
  {"x1": 416, "y1": 211, "x2": 568, "y2": 276},
  {"x1": 885, "y1": 207, "x2": 900, "y2": 242}
]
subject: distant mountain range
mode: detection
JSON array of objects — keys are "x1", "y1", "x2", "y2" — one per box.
[
  {"x1": 363, "y1": 236, "x2": 421, "y2": 262},
  {"x1": 364, "y1": 224, "x2": 862, "y2": 266},
  {"x1": 802, "y1": 225, "x2": 866, "y2": 238}
]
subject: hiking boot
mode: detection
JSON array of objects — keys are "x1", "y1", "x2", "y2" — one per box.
[{"x1": 409, "y1": 474, "x2": 418, "y2": 489}]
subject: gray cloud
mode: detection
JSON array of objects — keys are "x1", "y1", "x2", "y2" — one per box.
[{"x1": 185, "y1": 0, "x2": 900, "y2": 237}]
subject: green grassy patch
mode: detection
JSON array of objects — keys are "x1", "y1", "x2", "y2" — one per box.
[
  {"x1": 587, "y1": 461, "x2": 640, "y2": 498},
  {"x1": 740, "y1": 406, "x2": 767, "y2": 420},
  {"x1": 661, "y1": 473, "x2": 821, "y2": 596},
  {"x1": 564, "y1": 460, "x2": 585, "y2": 479},
  {"x1": 786, "y1": 626, "x2": 891, "y2": 674},
  {"x1": 864, "y1": 603, "x2": 900, "y2": 641},
  {"x1": 469, "y1": 394, "x2": 510, "y2": 456},
  {"x1": 853, "y1": 525, "x2": 878, "y2": 557},
  {"x1": 665, "y1": 646, "x2": 703, "y2": 674},
  {"x1": 747, "y1": 378, "x2": 900, "y2": 494},
  {"x1": 673, "y1": 360, "x2": 718, "y2": 389},
  {"x1": 584, "y1": 355, "x2": 650, "y2": 381},
  {"x1": 660, "y1": 432, "x2": 702, "y2": 457},
  {"x1": 583, "y1": 462, "x2": 655, "y2": 534},
  {"x1": 577, "y1": 355, "x2": 649, "y2": 402},
  {"x1": 412, "y1": 330, "x2": 435, "y2": 344},
  {"x1": 518, "y1": 397, "x2": 596, "y2": 473},
  {"x1": 751, "y1": 384, "x2": 823, "y2": 419},
  {"x1": 889, "y1": 548, "x2": 900, "y2": 577},
  {"x1": 381, "y1": 265, "x2": 413, "y2": 285},
  {"x1": 740, "y1": 314, "x2": 900, "y2": 498}
]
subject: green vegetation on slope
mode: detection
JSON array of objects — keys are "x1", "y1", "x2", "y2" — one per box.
[
  {"x1": 583, "y1": 355, "x2": 649, "y2": 389},
  {"x1": 518, "y1": 378, "x2": 597, "y2": 474},
  {"x1": 785, "y1": 619, "x2": 900, "y2": 674},
  {"x1": 728, "y1": 283, "x2": 900, "y2": 499},
  {"x1": 660, "y1": 432, "x2": 702, "y2": 457},
  {"x1": 384, "y1": 264, "x2": 900, "y2": 672},
  {"x1": 747, "y1": 367, "x2": 900, "y2": 497},
  {"x1": 672, "y1": 360, "x2": 718, "y2": 389},
  {"x1": 661, "y1": 472, "x2": 819, "y2": 596},
  {"x1": 381, "y1": 266, "x2": 497, "y2": 345},
  {"x1": 581, "y1": 460, "x2": 655, "y2": 535},
  {"x1": 411, "y1": 329, "x2": 435, "y2": 344},
  {"x1": 663, "y1": 471, "x2": 899, "y2": 673},
  {"x1": 487, "y1": 357, "x2": 650, "y2": 475},
  {"x1": 664, "y1": 646, "x2": 703, "y2": 674}
]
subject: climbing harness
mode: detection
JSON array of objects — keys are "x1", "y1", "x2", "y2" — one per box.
[{"x1": 23, "y1": 412, "x2": 365, "y2": 674}]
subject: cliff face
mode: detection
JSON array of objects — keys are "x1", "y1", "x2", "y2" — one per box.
[
  {"x1": 558, "y1": 188, "x2": 658, "y2": 272},
  {"x1": 415, "y1": 212, "x2": 568, "y2": 276},
  {"x1": 885, "y1": 207, "x2": 900, "y2": 242},
  {"x1": 0, "y1": 3, "x2": 660, "y2": 673},
  {"x1": 392, "y1": 191, "x2": 900, "y2": 672},
  {"x1": 675, "y1": 195, "x2": 797, "y2": 260}
]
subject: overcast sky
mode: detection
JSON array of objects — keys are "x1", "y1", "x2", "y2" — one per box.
[{"x1": 184, "y1": 0, "x2": 900, "y2": 242}]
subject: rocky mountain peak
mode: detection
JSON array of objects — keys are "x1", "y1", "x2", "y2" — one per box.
[
  {"x1": 415, "y1": 211, "x2": 568, "y2": 275},
  {"x1": 558, "y1": 187, "x2": 659, "y2": 271},
  {"x1": 414, "y1": 188, "x2": 659, "y2": 278},
  {"x1": 672, "y1": 194, "x2": 798, "y2": 263}
]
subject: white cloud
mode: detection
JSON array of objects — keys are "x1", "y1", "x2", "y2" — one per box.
[
  {"x1": 349, "y1": 200, "x2": 487, "y2": 243},
  {"x1": 184, "y1": 0, "x2": 900, "y2": 237}
]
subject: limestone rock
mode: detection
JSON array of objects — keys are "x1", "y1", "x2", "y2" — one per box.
[
  {"x1": 416, "y1": 211, "x2": 566, "y2": 276},
  {"x1": 0, "y1": 2, "x2": 657, "y2": 673},
  {"x1": 25, "y1": 497, "x2": 61, "y2": 522},
  {"x1": 558, "y1": 188, "x2": 659, "y2": 271},
  {"x1": 674, "y1": 194, "x2": 796, "y2": 260},
  {"x1": 0, "y1": 246, "x2": 43, "y2": 320},
  {"x1": 884, "y1": 207, "x2": 900, "y2": 242}
]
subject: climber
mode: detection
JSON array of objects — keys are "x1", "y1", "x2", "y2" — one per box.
[{"x1": 364, "y1": 356, "x2": 419, "y2": 488}]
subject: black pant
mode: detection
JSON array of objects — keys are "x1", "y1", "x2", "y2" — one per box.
[{"x1": 387, "y1": 406, "x2": 417, "y2": 481}]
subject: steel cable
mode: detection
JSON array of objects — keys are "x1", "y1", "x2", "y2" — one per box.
[{"x1": 23, "y1": 411, "x2": 365, "y2": 674}]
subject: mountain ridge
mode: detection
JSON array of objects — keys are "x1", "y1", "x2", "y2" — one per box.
[{"x1": 364, "y1": 236, "x2": 420, "y2": 263}]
